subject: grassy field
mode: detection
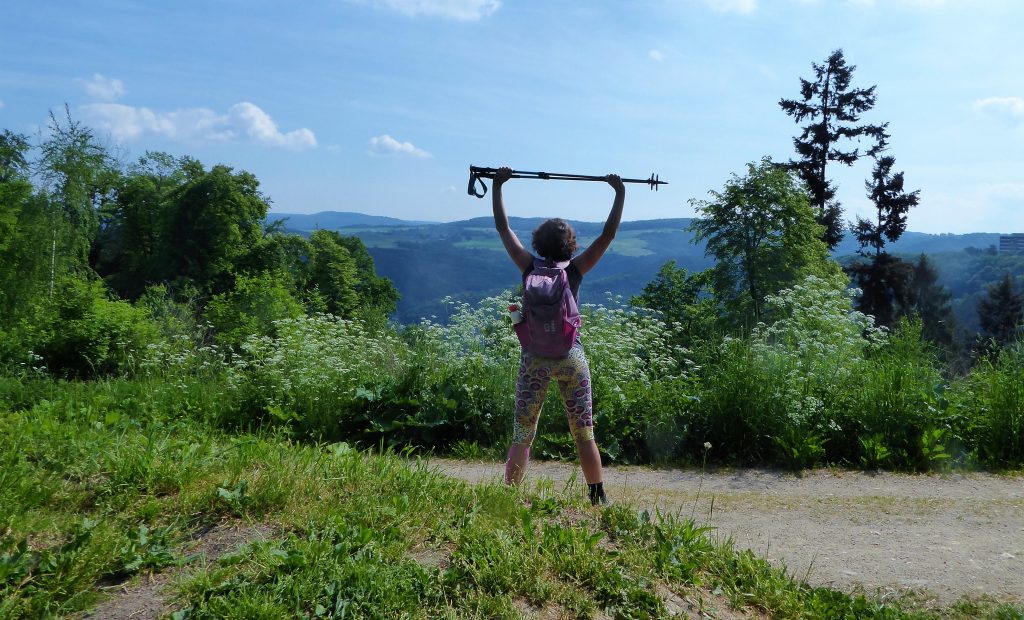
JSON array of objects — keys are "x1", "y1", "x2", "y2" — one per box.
[{"x1": 3, "y1": 388, "x2": 1022, "y2": 619}]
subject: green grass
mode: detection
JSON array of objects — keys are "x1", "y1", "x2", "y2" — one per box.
[{"x1": 3, "y1": 386, "x2": 1022, "y2": 619}]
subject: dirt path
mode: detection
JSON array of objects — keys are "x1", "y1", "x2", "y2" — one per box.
[{"x1": 431, "y1": 458, "x2": 1024, "y2": 606}]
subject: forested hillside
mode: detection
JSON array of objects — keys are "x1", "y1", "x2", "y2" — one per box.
[
  {"x1": 0, "y1": 117, "x2": 398, "y2": 378},
  {"x1": 276, "y1": 211, "x2": 1021, "y2": 330}
]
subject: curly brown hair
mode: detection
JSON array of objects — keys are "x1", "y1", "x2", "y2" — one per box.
[{"x1": 531, "y1": 218, "x2": 578, "y2": 262}]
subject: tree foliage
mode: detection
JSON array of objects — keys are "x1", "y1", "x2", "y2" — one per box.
[
  {"x1": 205, "y1": 272, "x2": 305, "y2": 347},
  {"x1": 780, "y1": 49, "x2": 887, "y2": 249},
  {"x1": 38, "y1": 107, "x2": 119, "y2": 270},
  {"x1": 851, "y1": 153, "x2": 920, "y2": 256},
  {"x1": 977, "y1": 273, "x2": 1024, "y2": 349},
  {"x1": 909, "y1": 254, "x2": 957, "y2": 351},
  {"x1": 1, "y1": 113, "x2": 399, "y2": 370},
  {"x1": 0, "y1": 132, "x2": 52, "y2": 322},
  {"x1": 846, "y1": 253, "x2": 915, "y2": 329},
  {"x1": 631, "y1": 260, "x2": 716, "y2": 347},
  {"x1": 845, "y1": 145, "x2": 921, "y2": 329},
  {"x1": 167, "y1": 164, "x2": 269, "y2": 296},
  {"x1": 689, "y1": 158, "x2": 838, "y2": 326}
]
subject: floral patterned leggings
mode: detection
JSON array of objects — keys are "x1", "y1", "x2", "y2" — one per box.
[{"x1": 511, "y1": 345, "x2": 594, "y2": 445}]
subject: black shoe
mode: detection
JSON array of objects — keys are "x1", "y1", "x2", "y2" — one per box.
[{"x1": 589, "y1": 482, "x2": 610, "y2": 506}]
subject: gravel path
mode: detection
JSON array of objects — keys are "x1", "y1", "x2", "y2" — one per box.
[{"x1": 431, "y1": 458, "x2": 1024, "y2": 606}]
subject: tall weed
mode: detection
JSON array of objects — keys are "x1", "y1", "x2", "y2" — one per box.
[
  {"x1": 835, "y1": 321, "x2": 951, "y2": 470},
  {"x1": 951, "y1": 342, "x2": 1024, "y2": 468}
]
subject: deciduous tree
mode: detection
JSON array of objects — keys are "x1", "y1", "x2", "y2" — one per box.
[
  {"x1": 38, "y1": 106, "x2": 119, "y2": 271},
  {"x1": 689, "y1": 158, "x2": 838, "y2": 326},
  {"x1": 632, "y1": 260, "x2": 715, "y2": 346},
  {"x1": 0, "y1": 131, "x2": 49, "y2": 324}
]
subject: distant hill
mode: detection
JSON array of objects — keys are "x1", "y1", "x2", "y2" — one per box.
[
  {"x1": 269, "y1": 210, "x2": 437, "y2": 230},
  {"x1": 832, "y1": 232, "x2": 1001, "y2": 256},
  {"x1": 274, "y1": 211, "x2": 1018, "y2": 325},
  {"x1": 275, "y1": 213, "x2": 710, "y2": 322}
]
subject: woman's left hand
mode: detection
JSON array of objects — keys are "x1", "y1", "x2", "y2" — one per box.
[{"x1": 605, "y1": 174, "x2": 625, "y2": 193}]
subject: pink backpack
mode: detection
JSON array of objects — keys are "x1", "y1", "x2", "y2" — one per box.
[{"x1": 514, "y1": 259, "x2": 581, "y2": 358}]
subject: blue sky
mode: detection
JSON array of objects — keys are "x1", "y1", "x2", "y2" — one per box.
[{"x1": 2, "y1": 0, "x2": 1022, "y2": 234}]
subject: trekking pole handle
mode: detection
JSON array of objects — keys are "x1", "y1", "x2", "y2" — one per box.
[{"x1": 468, "y1": 166, "x2": 489, "y2": 198}]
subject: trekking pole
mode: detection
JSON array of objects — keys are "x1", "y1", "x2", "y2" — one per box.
[{"x1": 467, "y1": 165, "x2": 667, "y2": 198}]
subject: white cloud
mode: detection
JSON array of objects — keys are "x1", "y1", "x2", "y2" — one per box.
[
  {"x1": 974, "y1": 97, "x2": 1024, "y2": 122},
  {"x1": 79, "y1": 101, "x2": 317, "y2": 149},
  {"x1": 648, "y1": 49, "x2": 665, "y2": 62},
  {"x1": 76, "y1": 73, "x2": 126, "y2": 101},
  {"x1": 354, "y1": 0, "x2": 500, "y2": 21},
  {"x1": 368, "y1": 134, "x2": 432, "y2": 157},
  {"x1": 0, "y1": 99, "x2": 5, "y2": 111},
  {"x1": 704, "y1": 0, "x2": 758, "y2": 14},
  {"x1": 228, "y1": 102, "x2": 317, "y2": 148},
  {"x1": 844, "y1": 0, "x2": 962, "y2": 8}
]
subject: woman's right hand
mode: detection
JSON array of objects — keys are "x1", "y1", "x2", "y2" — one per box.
[{"x1": 493, "y1": 166, "x2": 513, "y2": 186}]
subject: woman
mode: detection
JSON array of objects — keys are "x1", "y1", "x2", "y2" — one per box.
[{"x1": 491, "y1": 166, "x2": 624, "y2": 506}]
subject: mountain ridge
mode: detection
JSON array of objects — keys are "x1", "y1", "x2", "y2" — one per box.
[{"x1": 272, "y1": 211, "x2": 1011, "y2": 325}]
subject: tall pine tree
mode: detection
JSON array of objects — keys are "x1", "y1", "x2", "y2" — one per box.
[
  {"x1": 780, "y1": 49, "x2": 887, "y2": 249},
  {"x1": 852, "y1": 154, "x2": 920, "y2": 256},
  {"x1": 977, "y1": 273, "x2": 1024, "y2": 348},
  {"x1": 846, "y1": 149, "x2": 921, "y2": 328}
]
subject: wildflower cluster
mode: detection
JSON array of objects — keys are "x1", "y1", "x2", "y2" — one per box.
[
  {"x1": 230, "y1": 313, "x2": 409, "y2": 409},
  {"x1": 139, "y1": 334, "x2": 229, "y2": 380},
  {"x1": 416, "y1": 293, "x2": 521, "y2": 369},
  {"x1": 581, "y1": 294, "x2": 688, "y2": 386},
  {"x1": 748, "y1": 274, "x2": 885, "y2": 427}
]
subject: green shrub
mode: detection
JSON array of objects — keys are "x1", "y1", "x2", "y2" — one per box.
[
  {"x1": 834, "y1": 320, "x2": 950, "y2": 470},
  {"x1": 22, "y1": 277, "x2": 160, "y2": 378},
  {"x1": 137, "y1": 283, "x2": 203, "y2": 342},
  {"x1": 225, "y1": 313, "x2": 410, "y2": 438},
  {"x1": 693, "y1": 274, "x2": 886, "y2": 465},
  {"x1": 951, "y1": 342, "x2": 1024, "y2": 468},
  {"x1": 691, "y1": 337, "x2": 789, "y2": 463},
  {"x1": 204, "y1": 271, "x2": 303, "y2": 348}
]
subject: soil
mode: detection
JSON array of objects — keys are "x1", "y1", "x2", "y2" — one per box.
[
  {"x1": 432, "y1": 458, "x2": 1024, "y2": 607},
  {"x1": 80, "y1": 521, "x2": 275, "y2": 620}
]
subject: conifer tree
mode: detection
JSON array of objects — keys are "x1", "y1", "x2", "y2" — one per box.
[
  {"x1": 845, "y1": 150, "x2": 921, "y2": 328},
  {"x1": 977, "y1": 273, "x2": 1024, "y2": 348},
  {"x1": 780, "y1": 49, "x2": 887, "y2": 249},
  {"x1": 910, "y1": 254, "x2": 957, "y2": 350},
  {"x1": 852, "y1": 154, "x2": 920, "y2": 256}
]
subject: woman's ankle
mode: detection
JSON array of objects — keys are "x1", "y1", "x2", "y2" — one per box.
[{"x1": 505, "y1": 443, "x2": 531, "y2": 485}]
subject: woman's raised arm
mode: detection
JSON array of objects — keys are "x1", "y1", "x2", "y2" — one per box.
[
  {"x1": 492, "y1": 167, "x2": 534, "y2": 272},
  {"x1": 572, "y1": 174, "x2": 625, "y2": 275}
]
